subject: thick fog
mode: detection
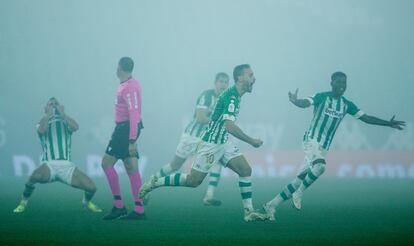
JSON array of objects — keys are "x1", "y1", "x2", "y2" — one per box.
[{"x1": 1, "y1": 0, "x2": 413, "y2": 175}]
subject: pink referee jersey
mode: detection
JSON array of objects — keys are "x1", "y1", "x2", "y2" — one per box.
[{"x1": 115, "y1": 76, "x2": 142, "y2": 140}]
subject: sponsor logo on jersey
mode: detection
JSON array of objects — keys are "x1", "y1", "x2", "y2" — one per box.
[{"x1": 324, "y1": 108, "x2": 344, "y2": 118}]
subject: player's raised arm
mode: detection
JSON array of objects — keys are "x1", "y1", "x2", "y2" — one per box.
[
  {"x1": 224, "y1": 120, "x2": 263, "y2": 148},
  {"x1": 359, "y1": 114, "x2": 405, "y2": 130},
  {"x1": 288, "y1": 88, "x2": 311, "y2": 108},
  {"x1": 56, "y1": 105, "x2": 79, "y2": 132},
  {"x1": 37, "y1": 114, "x2": 51, "y2": 135},
  {"x1": 37, "y1": 102, "x2": 54, "y2": 135}
]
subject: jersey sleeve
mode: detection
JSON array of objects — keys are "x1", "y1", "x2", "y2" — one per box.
[
  {"x1": 222, "y1": 96, "x2": 239, "y2": 122},
  {"x1": 346, "y1": 100, "x2": 365, "y2": 119},
  {"x1": 195, "y1": 91, "x2": 212, "y2": 109},
  {"x1": 306, "y1": 92, "x2": 325, "y2": 106}
]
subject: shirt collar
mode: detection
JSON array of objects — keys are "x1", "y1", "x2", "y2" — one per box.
[{"x1": 120, "y1": 76, "x2": 132, "y2": 84}]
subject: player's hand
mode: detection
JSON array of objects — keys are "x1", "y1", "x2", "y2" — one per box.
[
  {"x1": 389, "y1": 115, "x2": 405, "y2": 130},
  {"x1": 45, "y1": 103, "x2": 54, "y2": 116},
  {"x1": 250, "y1": 138, "x2": 263, "y2": 148},
  {"x1": 288, "y1": 88, "x2": 299, "y2": 104},
  {"x1": 56, "y1": 105, "x2": 65, "y2": 116},
  {"x1": 129, "y1": 142, "x2": 138, "y2": 157}
]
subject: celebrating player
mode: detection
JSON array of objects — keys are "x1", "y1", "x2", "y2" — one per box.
[
  {"x1": 150, "y1": 72, "x2": 229, "y2": 206},
  {"x1": 140, "y1": 64, "x2": 267, "y2": 222},
  {"x1": 263, "y1": 71, "x2": 406, "y2": 220},
  {"x1": 13, "y1": 98, "x2": 102, "y2": 213}
]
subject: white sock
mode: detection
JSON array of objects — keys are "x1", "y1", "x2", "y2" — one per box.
[
  {"x1": 21, "y1": 198, "x2": 28, "y2": 206},
  {"x1": 204, "y1": 165, "x2": 222, "y2": 199},
  {"x1": 298, "y1": 163, "x2": 326, "y2": 192},
  {"x1": 239, "y1": 176, "x2": 253, "y2": 211},
  {"x1": 269, "y1": 178, "x2": 302, "y2": 207},
  {"x1": 82, "y1": 195, "x2": 88, "y2": 205},
  {"x1": 156, "y1": 163, "x2": 175, "y2": 178},
  {"x1": 155, "y1": 173, "x2": 187, "y2": 187}
]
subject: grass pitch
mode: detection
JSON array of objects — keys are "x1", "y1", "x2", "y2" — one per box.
[{"x1": 1, "y1": 177, "x2": 414, "y2": 245}]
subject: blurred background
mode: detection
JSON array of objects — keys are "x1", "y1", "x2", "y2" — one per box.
[{"x1": 1, "y1": 0, "x2": 413, "y2": 179}]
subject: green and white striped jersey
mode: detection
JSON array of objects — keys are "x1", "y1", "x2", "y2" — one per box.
[
  {"x1": 304, "y1": 91, "x2": 364, "y2": 150},
  {"x1": 37, "y1": 114, "x2": 72, "y2": 161},
  {"x1": 184, "y1": 89, "x2": 218, "y2": 138},
  {"x1": 202, "y1": 86, "x2": 241, "y2": 144}
]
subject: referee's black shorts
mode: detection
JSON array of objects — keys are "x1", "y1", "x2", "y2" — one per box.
[{"x1": 105, "y1": 121, "x2": 143, "y2": 160}]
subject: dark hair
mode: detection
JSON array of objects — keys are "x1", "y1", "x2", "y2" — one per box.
[
  {"x1": 119, "y1": 57, "x2": 134, "y2": 73},
  {"x1": 48, "y1": 97, "x2": 58, "y2": 104},
  {"x1": 331, "y1": 71, "x2": 346, "y2": 81},
  {"x1": 215, "y1": 72, "x2": 229, "y2": 82},
  {"x1": 233, "y1": 64, "x2": 250, "y2": 82}
]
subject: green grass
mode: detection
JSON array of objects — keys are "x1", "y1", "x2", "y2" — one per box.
[{"x1": 1, "y1": 177, "x2": 414, "y2": 245}]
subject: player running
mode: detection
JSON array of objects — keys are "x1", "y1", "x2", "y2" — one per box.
[
  {"x1": 263, "y1": 71, "x2": 406, "y2": 221},
  {"x1": 140, "y1": 64, "x2": 267, "y2": 222},
  {"x1": 151, "y1": 72, "x2": 229, "y2": 206},
  {"x1": 13, "y1": 98, "x2": 102, "y2": 214}
]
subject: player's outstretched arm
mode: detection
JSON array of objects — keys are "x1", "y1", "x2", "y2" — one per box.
[
  {"x1": 288, "y1": 88, "x2": 311, "y2": 108},
  {"x1": 359, "y1": 114, "x2": 405, "y2": 130},
  {"x1": 224, "y1": 120, "x2": 263, "y2": 148}
]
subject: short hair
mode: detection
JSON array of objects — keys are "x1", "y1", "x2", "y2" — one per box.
[
  {"x1": 233, "y1": 64, "x2": 251, "y2": 82},
  {"x1": 331, "y1": 71, "x2": 346, "y2": 81},
  {"x1": 48, "y1": 97, "x2": 58, "y2": 104},
  {"x1": 215, "y1": 72, "x2": 229, "y2": 82},
  {"x1": 118, "y1": 57, "x2": 134, "y2": 73}
]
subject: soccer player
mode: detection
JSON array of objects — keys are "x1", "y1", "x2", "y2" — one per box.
[
  {"x1": 263, "y1": 71, "x2": 406, "y2": 221},
  {"x1": 151, "y1": 72, "x2": 229, "y2": 206},
  {"x1": 101, "y1": 57, "x2": 145, "y2": 220},
  {"x1": 13, "y1": 98, "x2": 102, "y2": 213},
  {"x1": 140, "y1": 64, "x2": 267, "y2": 222}
]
